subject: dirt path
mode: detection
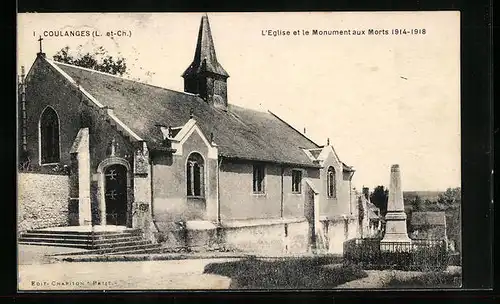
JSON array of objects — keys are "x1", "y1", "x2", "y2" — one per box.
[
  {"x1": 19, "y1": 259, "x2": 238, "y2": 290},
  {"x1": 335, "y1": 266, "x2": 462, "y2": 289},
  {"x1": 335, "y1": 270, "x2": 422, "y2": 288}
]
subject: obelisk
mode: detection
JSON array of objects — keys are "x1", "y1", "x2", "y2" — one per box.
[{"x1": 381, "y1": 164, "x2": 411, "y2": 247}]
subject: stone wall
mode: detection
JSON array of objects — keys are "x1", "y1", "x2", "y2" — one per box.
[
  {"x1": 17, "y1": 172, "x2": 70, "y2": 232},
  {"x1": 323, "y1": 218, "x2": 358, "y2": 254},
  {"x1": 221, "y1": 219, "x2": 309, "y2": 255}
]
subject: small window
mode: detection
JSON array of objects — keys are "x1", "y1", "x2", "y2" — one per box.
[
  {"x1": 186, "y1": 153, "x2": 204, "y2": 197},
  {"x1": 292, "y1": 170, "x2": 302, "y2": 193},
  {"x1": 40, "y1": 107, "x2": 60, "y2": 164},
  {"x1": 327, "y1": 166, "x2": 336, "y2": 198},
  {"x1": 253, "y1": 164, "x2": 265, "y2": 193}
]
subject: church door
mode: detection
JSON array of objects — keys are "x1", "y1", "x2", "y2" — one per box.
[{"x1": 104, "y1": 164, "x2": 128, "y2": 226}]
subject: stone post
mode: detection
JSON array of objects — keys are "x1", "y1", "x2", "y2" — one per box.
[
  {"x1": 69, "y1": 128, "x2": 92, "y2": 226},
  {"x1": 133, "y1": 142, "x2": 154, "y2": 240},
  {"x1": 381, "y1": 164, "x2": 411, "y2": 248}
]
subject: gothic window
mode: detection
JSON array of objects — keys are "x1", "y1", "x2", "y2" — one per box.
[
  {"x1": 253, "y1": 164, "x2": 265, "y2": 193},
  {"x1": 186, "y1": 153, "x2": 204, "y2": 197},
  {"x1": 327, "y1": 166, "x2": 336, "y2": 198},
  {"x1": 40, "y1": 107, "x2": 60, "y2": 164},
  {"x1": 292, "y1": 170, "x2": 302, "y2": 193}
]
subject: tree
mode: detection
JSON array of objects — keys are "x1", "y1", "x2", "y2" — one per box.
[
  {"x1": 370, "y1": 185, "x2": 389, "y2": 216},
  {"x1": 53, "y1": 46, "x2": 127, "y2": 76},
  {"x1": 437, "y1": 187, "x2": 461, "y2": 209},
  {"x1": 423, "y1": 199, "x2": 435, "y2": 211},
  {"x1": 411, "y1": 195, "x2": 424, "y2": 212}
]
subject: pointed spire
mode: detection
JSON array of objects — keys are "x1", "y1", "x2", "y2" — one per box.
[
  {"x1": 182, "y1": 14, "x2": 230, "y2": 109},
  {"x1": 182, "y1": 14, "x2": 229, "y2": 78}
]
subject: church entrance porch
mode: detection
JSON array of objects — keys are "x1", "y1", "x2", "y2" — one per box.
[{"x1": 97, "y1": 157, "x2": 133, "y2": 227}]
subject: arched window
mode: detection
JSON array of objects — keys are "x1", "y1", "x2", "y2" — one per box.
[
  {"x1": 186, "y1": 153, "x2": 205, "y2": 197},
  {"x1": 327, "y1": 166, "x2": 336, "y2": 198},
  {"x1": 40, "y1": 107, "x2": 60, "y2": 164}
]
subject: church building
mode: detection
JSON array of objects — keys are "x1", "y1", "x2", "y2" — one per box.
[{"x1": 18, "y1": 15, "x2": 362, "y2": 255}]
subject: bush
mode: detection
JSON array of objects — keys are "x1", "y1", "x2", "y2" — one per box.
[
  {"x1": 203, "y1": 257, "x2": 367, "y2": 289},
  {"x1": 385, "y1": 271, "x2": 462, "y2": 288},
  {"x1": 343, "y1": 238, "x2": 448, "y2": 271}
]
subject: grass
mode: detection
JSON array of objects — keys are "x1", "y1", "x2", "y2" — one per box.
[
  {"x1": 385, "y1": 270, "x2": 462, "y2": 288},
  {"x1": 203, "y1": 256, "x2": 367, "y2": 289}
]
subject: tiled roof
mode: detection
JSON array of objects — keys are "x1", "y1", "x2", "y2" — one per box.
[
  {"x1": 411, "y1": 212, "x2": 446, "y2": 226},
  {"x1": 342, "y1": 162, "x2": 354, "y2": 172},
  {"x1": 53, "y1": 61, "x2": 321, "y2": 167}
]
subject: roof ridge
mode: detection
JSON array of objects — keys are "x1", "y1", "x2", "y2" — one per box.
[
  {"x1": 267, "y1": 110, "x2": 320, "y2": 148},
  {"x1": 51, "y1": 59, "x2": 201, "y2": 99}
]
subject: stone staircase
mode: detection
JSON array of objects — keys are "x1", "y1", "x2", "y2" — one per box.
[{"x1": 19, "y1": 228, "x2": 164, "y2": 255}]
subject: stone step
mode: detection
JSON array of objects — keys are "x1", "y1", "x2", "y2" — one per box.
[
  {"x1": 51, "y1": 240, "x2": 156, "y2": 255},
  {"x1": 18, "y1": 237, "x2": 94, "y2": 245},
  {"x1": 18, "y1": 241, "x2": 94, "y2": 249},
  {"x1": 95, "y1": 240, "x2": 152, "y2": 249},
  {"x1": 19, "y1": 227, "x2": 159, "y2": 254},
  {"x1": 20, "y1": 232, "x2": 116, "y2": 240},
  {"x1": 24, "y1": 229, "x2": 140, "y2": 236},
  {"x1": 108, "y1": 245, "x2": 165, "y2": 255},
  {"x1": 19, "y1": 228, "x2": 146, "y2": 250},
  {"x1": 93, "y1": 235, "x2": 144, "y2": 244},
  {"x1": 19, "y1": 232, "x2": 143, "y2": 242},
  {"x1": 18, "y1": 236, "x2": 147, "y2": 248},
  {"x1": 62, "y1": 243, "x2": 162, "y2": 256}
]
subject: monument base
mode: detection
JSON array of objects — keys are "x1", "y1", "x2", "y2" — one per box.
[{"x1": 381, "y1": 211, "x2": 411, "y2": 252}]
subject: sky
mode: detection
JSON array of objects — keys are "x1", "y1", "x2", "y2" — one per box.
[{"x1": 17, "y1": 12, "x2": 461, "y2": 191}]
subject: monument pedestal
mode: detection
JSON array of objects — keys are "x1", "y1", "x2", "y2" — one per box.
[
  {"x1": 380, "y1": 164, "x2": 412, "y2": 252},
  {"x1": 381, "y1": 211, "x2": 412, "y2": 243},
  {"x1": 380, "y1": 211, "x2": 411, "y2": 252}
]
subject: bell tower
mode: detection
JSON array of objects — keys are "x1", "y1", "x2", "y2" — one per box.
[{"x1": 182, "y1": 14, "x2": 229, "y2": 110}]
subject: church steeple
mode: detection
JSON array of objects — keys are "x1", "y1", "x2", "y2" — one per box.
[{"x1": 182, "y1": 14, "x2": 229, "y2": 110}]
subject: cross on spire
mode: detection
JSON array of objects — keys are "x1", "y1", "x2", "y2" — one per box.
[{"x1": 38, "y1": 35, "x2": 44, "y2": 53}]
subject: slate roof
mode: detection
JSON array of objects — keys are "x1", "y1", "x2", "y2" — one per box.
[
  {"x1": 307, "y1": 147, "x2": 354, "y2": 172},
  {"x1": 53, "y1": 61, "x2": 321, "y2": 167},
  {"x1": 342, "y1": 163, "x2": 354, "y2": 172},
  {"x1": 182, "y1": 14, "x2": 229, "y2": 78},
  {"x1": 411, "y1": 212, "x2": 446, "y2": 226}
]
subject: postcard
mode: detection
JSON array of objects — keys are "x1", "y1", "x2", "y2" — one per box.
[{"x1": 17, "y1": 11, "x2": 461, "y2": 290}]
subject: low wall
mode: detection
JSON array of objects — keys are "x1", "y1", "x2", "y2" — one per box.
[
  {"x1": 221, "y1": 218, "x2": 309, "y2": 255},
  {"x1": 155, "y1": 217, "x2": 362, "y2": 256},
  {"x1": 323, "y1": 218, "x2": 358, "y2": 254},
  {"x1": 17, "y1": 172, "x2": 70, "y2": 232},
  {"x1": 155, "y1": 218, "x2": 310, "y2": 255}
]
